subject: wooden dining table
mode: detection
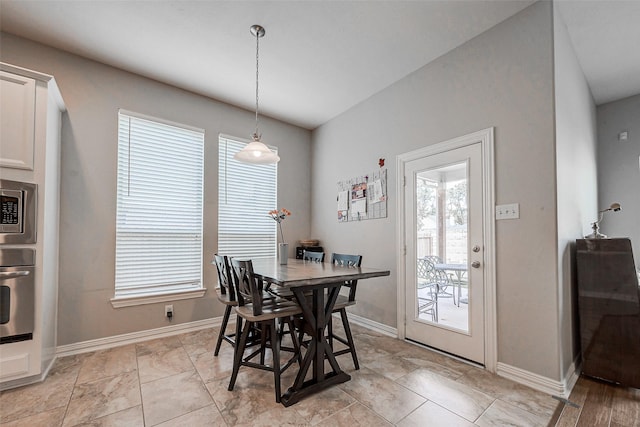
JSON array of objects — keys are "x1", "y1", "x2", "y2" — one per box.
[{"x1": 250, "y1": 257, "x2": 390, "y2": 406}]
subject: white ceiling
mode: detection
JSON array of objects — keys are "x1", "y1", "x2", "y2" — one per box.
[
  {"x1": 556, "y1": 0, "x2": 640, "y2": 107},
  {"x1": 1, "y1": 1, "x2": 639, "y2": 130}
]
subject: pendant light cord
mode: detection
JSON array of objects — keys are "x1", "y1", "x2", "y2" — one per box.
[{"x1": 254, "y1": 29, "x2": 260, "y2": 138}]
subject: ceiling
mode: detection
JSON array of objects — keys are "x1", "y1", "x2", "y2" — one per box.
[{"x1": 1, "y1": 1, "x2": 639, "y2": 130}]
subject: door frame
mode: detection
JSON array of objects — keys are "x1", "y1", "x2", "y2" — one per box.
[{"x1": 395, "y1": 127, "x2": 497, "y2": 372}]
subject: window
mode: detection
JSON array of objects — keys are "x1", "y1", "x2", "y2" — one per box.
[
  {"x1": 218, "y1": 135, "x2": 277, "y2": 257},
  {"x1": 113, "y1": 110, "x2": 204, "y2": 306}
]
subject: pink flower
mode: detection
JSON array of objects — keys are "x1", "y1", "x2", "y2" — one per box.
[{"x1": 269, "y1": 208, "x2": 291, "y2": 242}]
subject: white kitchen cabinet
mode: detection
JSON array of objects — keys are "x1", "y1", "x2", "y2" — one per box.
[
  {"x1": 0, "y1": 63, "x2": 65, "y2": 389},
  {"x1": 0, "y1": 71, "x2": 36, "y2": 170}
]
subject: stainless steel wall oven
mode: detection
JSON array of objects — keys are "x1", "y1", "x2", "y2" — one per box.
[
  {"x1": 0, "y1": 179, "x2": 37, "y2": 344},
  {"x1": 0, "y1": 248, "x2": 35, "y2": 344}
]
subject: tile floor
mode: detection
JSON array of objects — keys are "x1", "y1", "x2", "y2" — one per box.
[{"x1": 0, "y1": 321, "x2": 561, "y2": 426}]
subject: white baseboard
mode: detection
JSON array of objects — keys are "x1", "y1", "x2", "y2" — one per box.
[
  {"x1": 0, "y1": 372, "x2": 44, "y2": 392},
  {"x1": 55, "y1": 313, "x2": 387, "y2": 359},
  {"x1": 56, "y1": 317, "x2": 221, "y2": 358},
  {"x1": 562, "y1": 357, "x2": 581, "y2": 397},
  {"x1": 496, "y1": 360, "x2": 578, "y2": 397},
  {"x1": 0, "y1": 356, "x2": 57, "y2": 392},
  {"x1": 343, "y1": 312, "x2": 398, "y2": 338}
]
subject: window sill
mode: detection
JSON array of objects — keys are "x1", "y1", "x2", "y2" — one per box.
[{"x1": 110, "y1": 288, "x2": 207, "y2": 308}]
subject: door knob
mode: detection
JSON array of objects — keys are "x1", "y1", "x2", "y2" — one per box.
[{"x1": 471, "y1": 261, "x2": 481, "y2": 268}]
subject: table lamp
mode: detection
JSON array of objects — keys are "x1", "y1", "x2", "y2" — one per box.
[{"x1": 584, "y1": 202, "x2": 621, "y2": 239}]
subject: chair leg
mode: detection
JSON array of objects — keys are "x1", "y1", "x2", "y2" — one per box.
[
  {"x1": 297, "y1": 316, "x2": 306, "y2": 350},
  {"x1": 327, "y1": 315, "x2": 334, "y2": 349},
  {"x1": 228, "y1": 318, "x2": 251, "y2": 391},
  {"x1": 434, "y1": 296, "x2": 438, "y2": 322},
  {"x1": 214, "y1": 305, "x2": 233, "y2": 356},
  {"x1": 259, "y1": 323, "x2": 267, "y2": 365},
  {"x1": 285, "y1": 317, "x2": 302, "y2": 365},
  {"x1": 277, "y1": 317, "x2": 288, "y2": 340},
  {"x1": 452, "y1": 281, "x2": 457, "y2": 306},
  {"x1": 269, "y1": 319, "x2": 282, "y2": 403},
  {"x1": 340, "y1": 308, "x2": 359, "y2": 370}
]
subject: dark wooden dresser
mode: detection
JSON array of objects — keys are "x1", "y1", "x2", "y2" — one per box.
[{"x1": 575, "y1": 238, "x2": 640, "y2": 388}]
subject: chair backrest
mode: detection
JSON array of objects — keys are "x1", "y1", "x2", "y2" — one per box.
[
  {"x1": 431, "y1": 268, "x2": 451, "y2": 284},
  {"x1": 331, "y1": 253, "x2": 363, "y2": 302},
  {"x1": 417, "y1": 257, "x2": 430, "y2": 279},
  {"x1": 425, "y1": 255, "x2": 443, "y2": 264},
  {"x1": 303, "y1": 250, "x2": 325, "y2": 262},
  {"x1": 213, "y1": 254, "x2": 236, "y2": 301},
  {"x1": 420, "y1": 256, "x2": 449, "y2": 285},
  {"x1": 230, "y1": 258, "x2": 264, "y2": 315},
  {"x1": 417, "y1": 257, "x2": 436, "y2": 289},
  {"x1": 331, "y1": 253, "x2": 362, "y2": 268}
]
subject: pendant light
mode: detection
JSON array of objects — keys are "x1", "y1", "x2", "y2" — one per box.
[{"x1": 234, "y1": 25, "x2": 280, "y2": 165}]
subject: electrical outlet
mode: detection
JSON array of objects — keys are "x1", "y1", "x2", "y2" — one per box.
[
  {"x1": 165, "y1": 305, "x2": 173, "y2": 318},
  {"x1": 495, "y1": 203, "x2": 520, "y2": 220}
]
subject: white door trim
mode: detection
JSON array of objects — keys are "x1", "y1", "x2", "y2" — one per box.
[{"x1": 396, "y1": 127, "x2": 496, "y2": 372}]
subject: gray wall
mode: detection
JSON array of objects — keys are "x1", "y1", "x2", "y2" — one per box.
[
  {"x1": 553, "y1": 4, "x2": 598, "y2": 380},
  {"x1": 0, "y1": 33, "x2": 313, "y2": 345},
  {"x1": 1, "y1": 0, "x2": 603, "y2": 385},
  {"x1": 311, "y1": 2, "x2": 562, "y2": 380},
  {"x1": 597, "y1": 94, "x2": 640, "y2": 265}
]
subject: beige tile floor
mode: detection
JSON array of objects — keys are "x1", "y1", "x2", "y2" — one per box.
[{"x1": 0, "y1": 321, "x2": 560, "y2": 426}]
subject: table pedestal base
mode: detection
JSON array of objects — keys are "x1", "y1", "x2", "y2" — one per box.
[
  {"x1": 281, "y1": 371, "x2": 351, "y2": 407},
  {"x1": 279, "y1": 283, "x2": 348, "y2": 406}
]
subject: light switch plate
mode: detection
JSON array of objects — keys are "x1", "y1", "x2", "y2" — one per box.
[{"x1": 496, "y1": 203, "x2": 519, "y2": 220}]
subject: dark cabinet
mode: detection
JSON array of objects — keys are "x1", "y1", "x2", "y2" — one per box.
[{"x1": 575, "y1": 238, "x2": 640, "y2": 388}]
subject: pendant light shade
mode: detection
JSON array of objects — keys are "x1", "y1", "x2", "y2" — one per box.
[
  {"x1": 234, "y1": 25, "x2": 280, "y2": 165},
  {"x1": 234, "y1": 135, "x2": 280, "y2": 164}
]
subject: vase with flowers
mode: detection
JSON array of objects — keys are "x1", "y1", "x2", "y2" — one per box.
[{"x1": 269, "y1": 208, "x2": 291, "y2": 264}]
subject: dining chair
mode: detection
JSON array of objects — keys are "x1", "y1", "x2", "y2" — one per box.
[
  {"x1": 228, "y1": 258, "x2": 302, "y2": 403},
  {"x1": 302, "y1": 250, "x2": 325, "y2": 263},
  {"x1": 417, "y1": 257, "x2": 438, "y2": 322},
  {"x1": 212, "y1": 254, "x2": 238, "y2": 356},
  {"x1": 213, "y1": 254, "x2": 276, "y2": 356},
  {"x1": 328, "y1": 253, "x2": 363, "y2": 370},
  {"x1": 424, "y1": 255, "x2": 455, "y2": 305}
]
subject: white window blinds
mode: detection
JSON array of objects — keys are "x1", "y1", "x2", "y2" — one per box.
[
  {"x1": 115, "y1": 111, "x2": 204, "y2": 298},
  {"x1": 218, "y1": 135, "x2": 277, "y2": 258}
]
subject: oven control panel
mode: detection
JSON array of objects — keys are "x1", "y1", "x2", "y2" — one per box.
[
  {"x1": 1, "y1": 189, "x2": 22, "y2": 233},
  {"x1": 0, "y1": 180, "x2": 36, "y2": 244}
]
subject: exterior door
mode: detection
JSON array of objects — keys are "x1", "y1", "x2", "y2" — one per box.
[{"x1": 404, "y1": 141, "x2": 485, "y2": 364}]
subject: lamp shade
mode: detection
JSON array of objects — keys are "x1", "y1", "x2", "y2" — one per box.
[
  {"x1": 584, "y1": 202, "x2": 622, "y2": 239},
  {"x1": 233, "y1": 139, "x2": 280, "y2": 164}
]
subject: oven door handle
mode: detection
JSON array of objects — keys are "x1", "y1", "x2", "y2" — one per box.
[{"x1": 0, "y1": 271, "x2": 30, "y2": 280}]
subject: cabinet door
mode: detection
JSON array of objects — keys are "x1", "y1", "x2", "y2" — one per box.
[{"x1": 0, "y1": 71, "x2": 36, "y2": 170}]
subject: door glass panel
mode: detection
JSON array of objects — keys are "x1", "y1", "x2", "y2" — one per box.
[{"x1": 415, "y1": 161, "x2": 469, "y2": 332}]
